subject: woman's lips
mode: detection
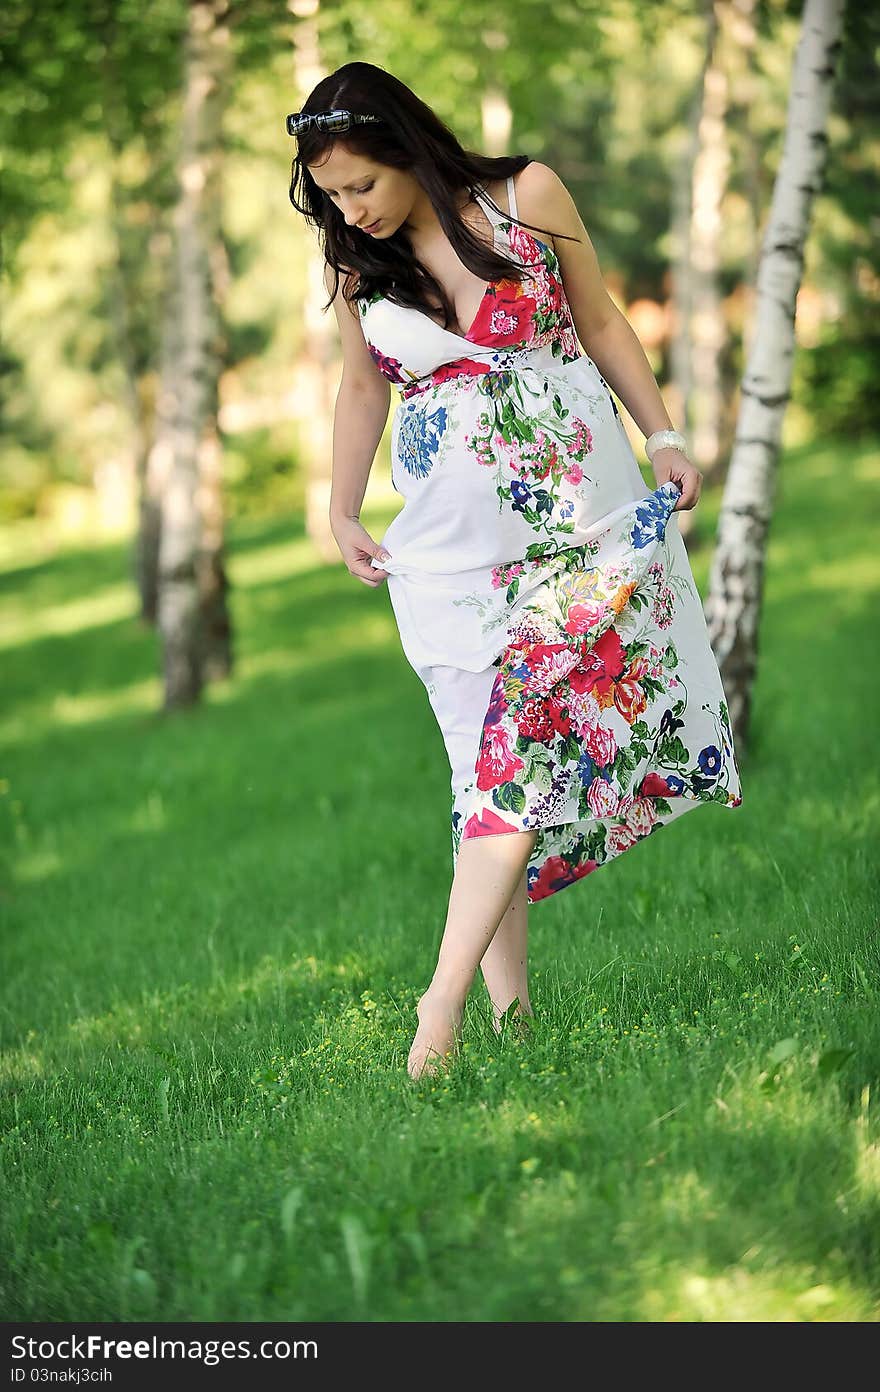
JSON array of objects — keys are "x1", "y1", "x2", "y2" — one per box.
[{"x1": 362, "y1": 219, "x2": 381, "y2": 233}]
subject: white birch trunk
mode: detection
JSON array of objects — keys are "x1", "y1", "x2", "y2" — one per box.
[
  {"x1": 153, "y1": 0, "x2": 231, "y2": 708},
  {"x1": 704, "y1": 0, "x2": 845, "y2": 747}
]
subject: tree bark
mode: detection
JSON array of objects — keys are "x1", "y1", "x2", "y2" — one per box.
[
  {"x1": 704, "y1": 0, "x2": 845, "y2": 750},
  {"x1": 152, "y1": 0, "x2": 231, "y2": 709},
  {"x1": 668, "y1": 0, "x2": 718, "y2": 546},
  {"x1": 290, "y1": 0, "x2": 339, "y2": 561}
]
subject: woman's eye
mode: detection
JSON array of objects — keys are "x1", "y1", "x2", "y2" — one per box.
[{"x1": 328, "y1": 184, "x2": 373, "y2": 199}]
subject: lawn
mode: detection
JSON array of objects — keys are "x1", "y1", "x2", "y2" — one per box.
[{"x1": 1, "y1": 437, "x2": 878, "y2": 1322}]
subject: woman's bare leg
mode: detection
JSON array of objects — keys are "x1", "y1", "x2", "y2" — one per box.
[
  {"x1": 480, "y1": 869, "x2": 534, "y2": 1033},
  {"x1": 408, "y1": 828, "x2": 539, "y2": 1079}
]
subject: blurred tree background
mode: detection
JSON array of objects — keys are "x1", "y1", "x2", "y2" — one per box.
[{"x1": 0, "y1": 0, "x2": 876, "y2": 531}]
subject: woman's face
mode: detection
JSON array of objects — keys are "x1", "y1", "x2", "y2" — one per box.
[{"x1": 306, "y1": 144, "x2": 420, "y2": 238}]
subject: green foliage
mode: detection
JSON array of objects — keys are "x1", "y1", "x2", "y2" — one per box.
[{"x1": 1, "y1": 0, "x2": 877, "y2": 521}]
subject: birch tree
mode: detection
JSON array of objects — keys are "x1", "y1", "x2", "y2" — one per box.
[
  {"x1": 152, "y1": 0, "x2": 232, "y2": 708},
  {"x1": 704, "y1": 0, "x2": 846, "y2": 747}
]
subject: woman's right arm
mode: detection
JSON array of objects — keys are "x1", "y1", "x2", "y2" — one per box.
[{"x1": 324, "y1": 263, "x2": 394, "y2": 587}]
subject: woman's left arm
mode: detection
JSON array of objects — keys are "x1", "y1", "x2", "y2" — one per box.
[{"x1": 517, "y1": 162, "x2": 702, "y2": 511}]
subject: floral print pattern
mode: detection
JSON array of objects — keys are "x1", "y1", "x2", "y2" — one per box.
[
  {"x1": 454, "y1": 481, "x2": 742, "y2": 900},
  {"x1": 360, "y1": 176, "x2": 743, "y2": 903}
]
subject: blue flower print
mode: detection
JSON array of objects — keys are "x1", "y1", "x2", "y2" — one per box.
[
  {"x1": 510, "y1": 479, "x2": 533, "y2": 513},
  {"x1": 659, "y1": 707, "x2": 685, "y2": 737},
  {"x1": 630, "y1": 483, "x2": 679, "y2": 550},
  {"x1": 577, "y1": 751, "x2": 596, "y2": 787},
  {"x1": 698, "y1": 745, "x2": 722, "y2": 777},
  {"x1": 398, "y1": 402, "x2": 449, "y2": 478}
]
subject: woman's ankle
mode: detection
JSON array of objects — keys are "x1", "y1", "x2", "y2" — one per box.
[{"x1": 421, "y1": 977, "x2": 469, "y2": 1013}]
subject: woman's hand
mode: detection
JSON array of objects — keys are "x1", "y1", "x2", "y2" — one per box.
[
  {"x1": 330, "y1": 514, "x2": 391, "y2": 588},
  {"x1": 651, "y1": 447, "x2": 702, "y2": 511}
]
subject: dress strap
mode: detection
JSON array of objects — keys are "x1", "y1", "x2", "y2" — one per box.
[
  {"x1": 506, "y1": 173, "x2": 518, "y2": 220},
  {"x1": 472, "y1": 184, "x2": 502, "y2": 225}
]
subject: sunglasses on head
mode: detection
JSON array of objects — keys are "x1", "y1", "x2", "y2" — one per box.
[{"x1": 286, "y1": 109, "x2": 382, "y2": 137}]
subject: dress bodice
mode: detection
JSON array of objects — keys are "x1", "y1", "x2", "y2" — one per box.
[{"x1": 357, "y1": 175, "x2": 583, "y2": 394}]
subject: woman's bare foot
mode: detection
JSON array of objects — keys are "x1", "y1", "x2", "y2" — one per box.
[{"x1": 407, "y1": 989, "x2": 464, "y2": 1080}]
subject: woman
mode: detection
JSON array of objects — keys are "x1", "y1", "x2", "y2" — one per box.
[{"x1": 288, "y1": 62, "x2": 743, "y2": 1081}]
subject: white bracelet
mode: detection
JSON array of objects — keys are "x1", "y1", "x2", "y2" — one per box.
[{"x1": 645, "y1": 429, "x2": 688, "y2": 463}]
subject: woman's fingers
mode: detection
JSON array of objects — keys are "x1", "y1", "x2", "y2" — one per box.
[
  {"x1": 349, "y1": 558, "x2": 388, "y2": 586},
  {"x1": 675, "y1": 478, "x2": 699, "y2": 510},
  {"x1": 670, "y1": 467, "x2": 701, "y2": 511}
]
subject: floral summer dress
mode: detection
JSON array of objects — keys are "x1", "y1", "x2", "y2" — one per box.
[{"x1": 362, "y1": 173, "x2": 743, "y2": 903}]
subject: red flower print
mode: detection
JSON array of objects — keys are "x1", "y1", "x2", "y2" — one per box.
[
  {"x1": 508, "y1": 224, "x2": 544, "y2": 266},
  {"x1": 514, "y1": 698, "x2": 556, "y2": 742},
  {"x1": 605, "y1": 823, "x2": 638, "y2": 856},
  {"x1": 614, "y1": 655, "x2": 650, "y2": 723},
  {"x1": 432, "y1": 358, "x2": 490, "y2": 385},
  {"x1": 567, "y1": 628, "x2": 627, "y2": 700},
  {"x1": 545, "y1": 695, "x2": 572, "y2": 736},
  {"x1": 624, "y1": 797, "x2": 658, "y2": 837},
  {"x1": 564, "y1": 600, "x2": 607, "y2": 636},
  {"x1": 530, "y1": 853, "x2": 597, "y2": 902},
  {"x1": 641, "y1": 772, "x2": 674, "y2": 797},
  {"x1": 462, "y1": 807, "x2": 521, "y2": 840},
  {"x1": 613, "y1": 676, "x2": 648, "y2": 723},
  {"x1": 367, "y1": 344, "x2": 405, "y2": 384},
  {"x1": 476, "y1": 723, "x2": 525, "y2": 791},
  {"x1": 587, "y1": 778, "x2": 619, "y2": 817},
  {"x1": 584, "y1": 721, "x2": 617, "y2": 768},
  {"x1": 468, "y1": 278, "x2": 537, "y2": 348}
]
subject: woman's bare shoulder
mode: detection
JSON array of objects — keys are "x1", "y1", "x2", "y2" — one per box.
[{"x1": 512, "y1": 162, "x2": 575, "y2": 252}]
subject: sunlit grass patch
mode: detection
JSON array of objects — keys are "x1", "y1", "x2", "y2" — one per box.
[{"x1": 1, "y1": 439, "x2": 878, "y2": 1320}]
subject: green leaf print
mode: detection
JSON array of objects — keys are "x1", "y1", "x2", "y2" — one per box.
[
  {"x1": 655, "y1": 734, "x2": 689, "y2": 766},
  {"x1": 641, "y1": 675, "x2": 666, "y2": 700},
  {"x1": 561, "y1": 732, "x2": 582, "y2": 764},
  {"x1": 494, "y1": 782, "x2": 527, "y2": 815},
  {"x1": 613, "y1": 745, "x2": 638, "y2": 790},
  {"x1": 526, "y1": 760, "x2": 554, "y2": 793}
]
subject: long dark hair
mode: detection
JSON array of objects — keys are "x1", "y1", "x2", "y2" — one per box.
[{"x1": 288, "y1": 62, "x2": 577, "y2": 332}]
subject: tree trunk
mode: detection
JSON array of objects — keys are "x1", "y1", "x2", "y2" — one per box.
[
  {"x1": 153, "y1": 0, "x2": 231, "y2": 709},
  {"x1": 668, "y1": 0, "x2": 717, "y2": 544},
  {"x1": 703, "y1": 0, "x2": 845, "y2": 750},
  {"x1": 289, "y1": 0, "x2": 339, "y2": 561},
  {"x1": 97, "y1": 2, "x2": 163, "y2": 621},
  {"x1": 689, "y1": 0, "x2": 733, "y2": 482}
]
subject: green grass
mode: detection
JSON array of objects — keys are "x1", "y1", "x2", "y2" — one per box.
[{"x1": 1, "y1": 439, "x2": 879, "y2": 1322}]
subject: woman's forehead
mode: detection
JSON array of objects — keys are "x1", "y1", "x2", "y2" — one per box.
[{"x1": 308, "y1": 147, "x2": 379, "y2": 188}]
